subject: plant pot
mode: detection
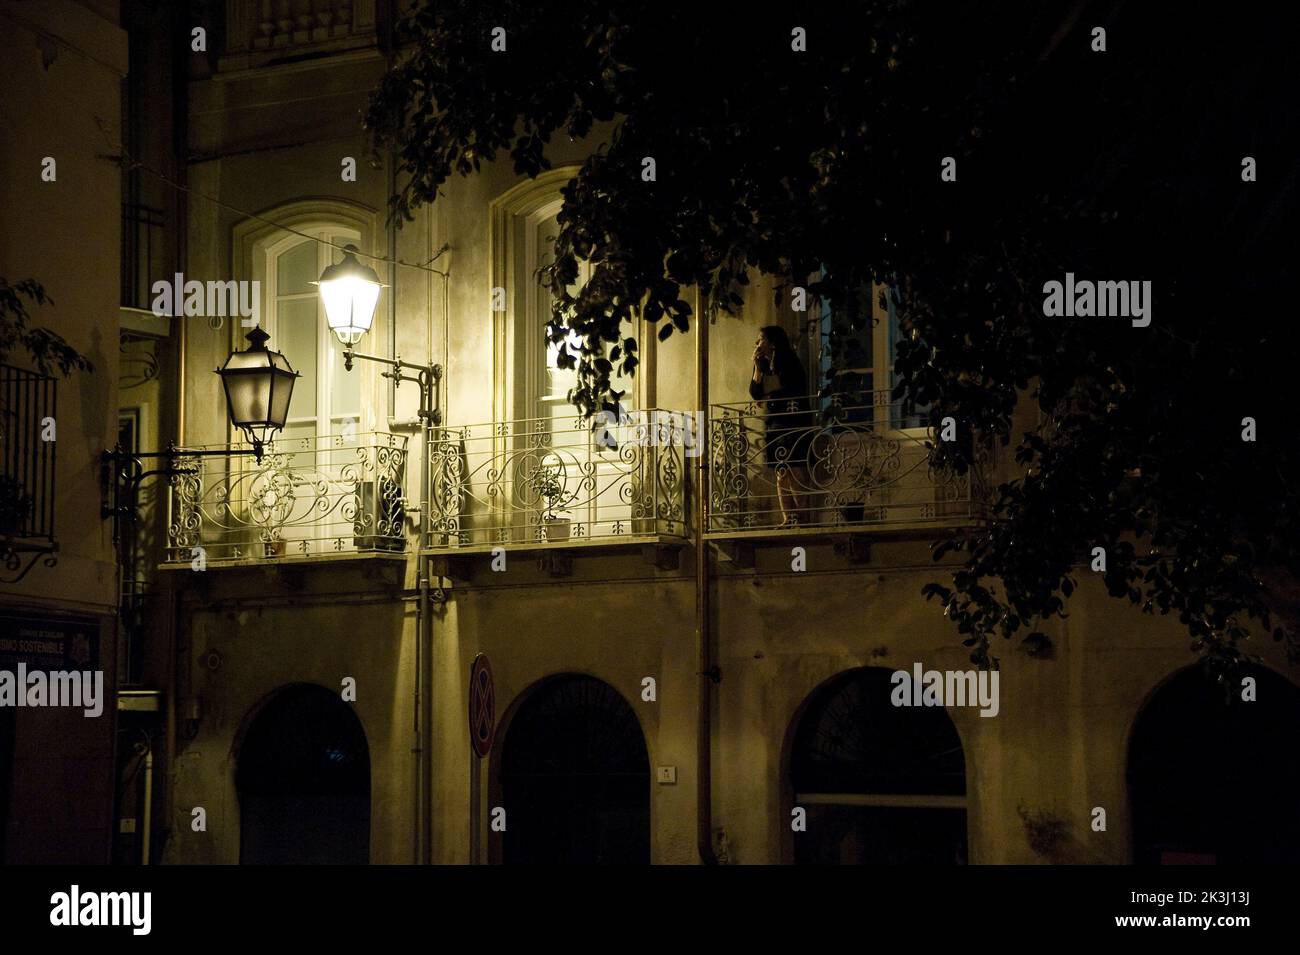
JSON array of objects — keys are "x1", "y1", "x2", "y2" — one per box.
[
  {"x1": 840, "y1": 503, "x2": 865, "y2": 524},
  {"x1": 354, "y1": 534, "x2": 407, "y2": 552},
  {"x1": 263, "y1": 539, "x2": 286, "y2": 558},
  {"x1": 544, "y1": 517, "x2": 572, "y2": 542}
]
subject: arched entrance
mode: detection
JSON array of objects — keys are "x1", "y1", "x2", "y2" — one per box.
[
  {"x1": 236, "y1": 684, "x2": 370, "y2": 864},
  {"x1": 499, "y1": 674, "x2": 650, "y2": 863},
  {"x1": 1128, "y1": 663, "x2": 1300, "y2": 863},
  {"x1": 789, "y1": 666, "x2": 968, "y2": 863}
]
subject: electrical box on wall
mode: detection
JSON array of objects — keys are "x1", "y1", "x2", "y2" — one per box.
[{"x1": 656, "y1": 766, "x2": 677, "y2": 784}]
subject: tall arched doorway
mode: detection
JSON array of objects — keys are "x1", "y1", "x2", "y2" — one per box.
[
  {"x1": 499, "y1": 674, "x2": 650, "y2": 864},
  {"x1": 789, "y1": 666, "x2": 968, "y2": 864},
  {"x1": 236, "y1": 684, "x2": 370, "y2": 864},
  {"x1": 1128, "y1": 663, "x2": 1300, "y2": 863}
]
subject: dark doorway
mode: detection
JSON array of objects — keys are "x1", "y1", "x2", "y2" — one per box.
[
  {"x1": 236, "y1": 684, "x2": 370, "y2": 864},
  {"x1": 500, "y1": 674, "x2": 650, "y2": 864},
  {"x1": 1128, "y1": 663, "x2": 1300, "y2": 864},
  {"x1": 790, "y1": 667, "x2": 968, "y2": 864}
]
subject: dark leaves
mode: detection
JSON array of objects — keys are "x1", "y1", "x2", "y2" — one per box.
[{"x1": 0, "y1": 278, "x2": 92, "y2": 376}]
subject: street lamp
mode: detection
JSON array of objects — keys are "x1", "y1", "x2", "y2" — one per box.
[
  {"x1": 314, "y1": 244, "x2": 442, "y2": 426},
  {"x1": 102, "y1": 328, "x2": 299, "y2": 526},
  {"x1": 314, "y1": 244, "x2": 383, "y2": 346},
  {"x1": 216, "y1": 326, "x2": 299, "y2": 459}
]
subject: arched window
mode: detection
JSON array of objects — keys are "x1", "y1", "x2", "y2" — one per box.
[
  {"x1": 232, "y1": 200, "x2": 380, "y2": 452},
  {"x1": 236, "y1": 684, "x2": 370, "y2": 865},
  {"x1": 486, "y1": 175, "x2": 645, "y2": 543},
  {"x1": 790, "y1": 666, "x2": 967, "y2": 863},
  {"x1": 498, "y1": 674, "x2": 650, "y2": 864},
  {"x1": 490, "y1": 171, "x2": 641, "y2": 426},
  {"x1": 1128, "y1": 663, "x2": 1300, "y2": 863},
  {"x1": 258, "y1": 228, "x2": 365, "y2": 447}
]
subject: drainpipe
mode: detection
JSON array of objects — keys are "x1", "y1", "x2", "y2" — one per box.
[
  {"x1": 386, "y1": 148, "x2": 401, "y2": 426},
  {"x1": 695, "y1": 289, "x2": 719, "y2": 864},
  {"x1": 166, "y1": 0, "x2": 189, "y2": 860},
  {"x1": 140, "y1": 744, "x2": 154, "y2": 865}
]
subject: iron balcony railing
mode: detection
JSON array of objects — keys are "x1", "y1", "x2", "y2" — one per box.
[
  {"x1": 165, "y1": 431, "x2": 408, "y2": 562},
  {"x1": 120, "y1": 201, "x2": 167, "y2": 311},
  {"x1": 0, "y1": 365, "x2": 57, "y2": 579},
  {"x1": 425, "y1": 409, "x2": 692, "y2": 550},
  {"x1": 226, "y1": 0, "x2": 376, "y2": 55},
  {"x1": 708, "y1": 389, "x2": 993, "y2": 535}
]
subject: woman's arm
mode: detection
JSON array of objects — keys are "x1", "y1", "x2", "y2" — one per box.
[
  {"x1": 749, "y1": 352, "x2": 768, "y2": 399},
  {"x1": 766, "y1": 358, "x2": 808, "y2": 401}
]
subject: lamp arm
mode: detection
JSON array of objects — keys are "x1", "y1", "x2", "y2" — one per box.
[
  {"x1": 100, "y1": 444, "x2": 260, "y2": 522},
  {"x1": 341, "y1": 348, "x2": 443, "y2": 426}
]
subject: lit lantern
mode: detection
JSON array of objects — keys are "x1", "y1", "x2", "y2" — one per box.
[
  {"x1": 215, "y1": 327, "x2": 298, "y2": 459},
  {"x1": 314, "y1": 243, "x2": 383, "y2": 345}
]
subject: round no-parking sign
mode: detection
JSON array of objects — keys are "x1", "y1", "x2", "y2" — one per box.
[{"x1": 469, "y1": 653, "x2": 495, "y2": 758}]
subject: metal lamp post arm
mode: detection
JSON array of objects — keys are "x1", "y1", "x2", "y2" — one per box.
[
  {"x1": 101, "y1": 443, "x2": 260, "y2": 524},
  {"x1": 342, "y1": 347, "x2": 443, "y2": 426}
]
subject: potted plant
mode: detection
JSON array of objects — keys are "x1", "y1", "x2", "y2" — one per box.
[
  {"x1": 529, "y1": 463, "x2": 572, "y2": 542},
  {"x1": 839, "y1": 500, "x2": 865, "y2": 524}
]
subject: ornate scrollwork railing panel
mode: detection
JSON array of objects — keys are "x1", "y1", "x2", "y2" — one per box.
[
  {"x1": 165, "y1": 431, "x2": 407, "y2": 561},
  {"x1": 425, "y1": 409, "x2": 690, "y2": 549},
  {"x1": 708, "y1": 390, "x2": 991, "y2": 532}
]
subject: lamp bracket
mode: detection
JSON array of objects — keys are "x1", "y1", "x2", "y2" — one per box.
[
  {"x1": 100, "y1": 442, "x2": 260, "y2": 529},
  {"x1": 341, "y1": 348, "x2": 443, "y2": 427}
]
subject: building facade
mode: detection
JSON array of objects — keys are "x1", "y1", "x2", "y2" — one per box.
[
  {"x1": 5, "y1": 1, "x2": 1297, "y2": 866},
  {"x1": 0, "y1": 0, "x2": 127, "y2": 864}
]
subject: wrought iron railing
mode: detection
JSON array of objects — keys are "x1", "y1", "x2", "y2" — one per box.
[
  {"x1": 425, "y1": 409, "x2": 691, "y2": 549},
  {"x1": 226, "y1": 0, "x2": 376, "y2": 55},
  {"x1": 164, "y1": 431, "x2": 408, "y2": 562},
  {"x1": 0, "y1": 365, "x2": 57, "y2": 581},
  {"x1": 708, "y1": 390, "x2": 993, "y2": 534},
  {"x1": 121, "y1": 202, "x2": 167, "y2": 311}
]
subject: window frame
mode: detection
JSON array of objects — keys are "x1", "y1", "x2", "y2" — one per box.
[{"x1": 258, "y1": 227, "x2": 368, "y2": 445}]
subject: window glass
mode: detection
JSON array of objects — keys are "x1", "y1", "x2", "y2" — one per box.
[
  {"x1": 885, "y1": 289, "x2": 928, "y2": 429},
  {"x1": 276, "y1": 240, "x2": 317, "y2": 295},
  {"x1": 276, "y1": 296, "x2": 318, "y2": 419}
]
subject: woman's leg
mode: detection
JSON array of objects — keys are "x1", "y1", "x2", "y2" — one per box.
[{"x1": 776, "y1": 466, "x2": 802, "y2": 524}]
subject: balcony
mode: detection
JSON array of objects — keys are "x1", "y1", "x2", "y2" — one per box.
[
  {"x1": 707, "y1": 390, "x2": 992, "y2": 538},
  {"x1": 164, "y1": 431, "x2": 408, "y2": 564},
  {"x1": 221, "y1": 0, "x2": 377, "y2": 70},
  {"x1": 0, "y1": 365, "x2": 57, "y2": 582},
  {"x1": 425, "y1": 410, "x2": 691, "y2": 553}
]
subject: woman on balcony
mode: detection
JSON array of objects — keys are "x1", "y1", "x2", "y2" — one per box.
[{"x1": 750, "y1": 326, "x2": 813, "y2": 527}]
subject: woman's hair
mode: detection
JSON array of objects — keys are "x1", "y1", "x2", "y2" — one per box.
[{"x1": 759, "y1": 325, "x2": 804, "y2": 381}]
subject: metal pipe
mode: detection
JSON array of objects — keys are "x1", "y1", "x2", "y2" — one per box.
[
  {"x1": 419, "y1": 559, "x2": 432, "y2": 865},
  {"x1": 413, "y1": 562, "x2": 425, "y2": 863},
  {"x1": 695, "y1": 288, "x2": 718, "y2": 864},
  {"x1": 167, "y1": 0, "x2": 189, "y2": 850},
  {"x1": 387, "y1": 142, "x2": 398, "y2": 424},
  {"x1": 141, "y1": 746, "x2": 154, "y2": 865}
]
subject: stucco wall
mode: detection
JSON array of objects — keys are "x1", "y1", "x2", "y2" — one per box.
[
  {"x1": 164, "y1": 558, "x2": 413, "y2": 864},
  {"x1": 0, "y1": 0, "x2": 126, "y2": 864}
]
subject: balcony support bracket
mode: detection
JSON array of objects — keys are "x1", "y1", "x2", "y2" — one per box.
[
  {"x1": 833, "y1": 534, "x2": 873, "y2": 564},
  {"x1": 429, "y1": 554, "x2": 474, "y2": 582},
  {"x1": 642, "y1": 543, "x2": 682, "y2": 572},
  {"x1": 711, "y1": 540, "x2": 756, "y2": 569},
  {"x1": 536, "y1": 552, "x2": 573, "y2": 578}
]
